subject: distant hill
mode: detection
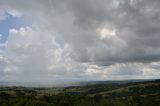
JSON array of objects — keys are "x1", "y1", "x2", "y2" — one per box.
[{"x1": 0, "y1": 79, "x2": 160, "y2": 106}]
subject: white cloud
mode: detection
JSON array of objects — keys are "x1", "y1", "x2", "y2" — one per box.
[
  {"x1": 3, "y1": 26, "x2": 90, "y2": 83},
  {"x1": 6, "y1": 9, "x2": 22, "y2": 17},
  {"x1": 0, "y1": 0, "x2": 159, "y2": 85}
]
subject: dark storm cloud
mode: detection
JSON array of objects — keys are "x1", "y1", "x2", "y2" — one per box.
[{"x1": 64, "y1": 0, "x2": 160, "y2": 65}]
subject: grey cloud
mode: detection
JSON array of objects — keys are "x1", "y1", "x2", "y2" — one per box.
[
  {"x1": 0, "y1": 0, "x2": 160, "y2": 83},
  {"x1": 109, "y1": 63, "x2": 143, "y2": 75}
]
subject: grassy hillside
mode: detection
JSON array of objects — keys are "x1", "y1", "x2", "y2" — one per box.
[{"x1": 0, "y1": 79, "x2": 160, "y2": 106}]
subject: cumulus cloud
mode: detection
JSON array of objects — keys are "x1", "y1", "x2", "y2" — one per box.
[
  {"x1": 3, "y1": 27, "x2": 89, "y2": 84},
  {"x1": 0, "y1": 0, "x2": 160, "y2": 85}
]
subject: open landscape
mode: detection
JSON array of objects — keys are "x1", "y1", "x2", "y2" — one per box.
[
  {"x1": 0, "y1": 0, "x2": 160, "y2": 105},
  {"x1": 0, "y1": 79, "x2": 160, "y2": 106}
]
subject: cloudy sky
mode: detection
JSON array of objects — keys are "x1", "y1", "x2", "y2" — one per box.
[{"x1": 0, "y1": 0, "x2": 160, "y2": 85}]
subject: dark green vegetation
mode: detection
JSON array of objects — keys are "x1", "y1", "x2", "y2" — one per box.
[{"x1": 0, "y1": 79, "x2": 160, "y2": 106}]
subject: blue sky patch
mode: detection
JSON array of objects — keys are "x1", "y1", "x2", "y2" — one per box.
[{"x1": 0, "y1": 12, "x2": 31, "y2": 44}]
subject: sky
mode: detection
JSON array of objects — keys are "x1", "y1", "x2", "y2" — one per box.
[{"x1": 0, "y1": 0, "x2": 160, "y2": 85}]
